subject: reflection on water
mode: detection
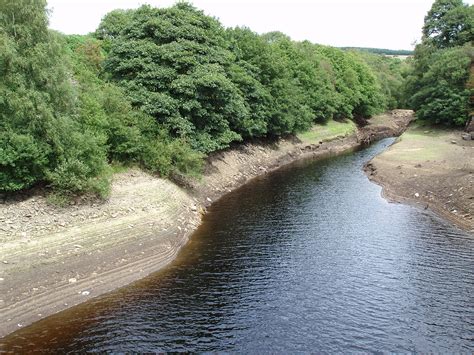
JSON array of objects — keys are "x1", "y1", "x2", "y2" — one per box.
[{"x1": 2, "y1": 138, "x2": 474, "y2": 352}]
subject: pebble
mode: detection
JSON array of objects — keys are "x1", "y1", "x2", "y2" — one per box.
[
  {"x1": 81, "y1": 290, "x2": 90, "y2": 296},
  {"x1": 414, "y1": 193, "x2": 420, "y2": 198},
  {"x1": 68, "y1": 278, "x2": 77, "y2": 284}
]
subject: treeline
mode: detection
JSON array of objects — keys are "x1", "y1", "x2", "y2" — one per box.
[
  {"x1": 340, "y1": 47, "x2": 414, "y2": 56},
  {"x1": 97, "y1": 3, "x2": 397, "y2": 153},
  {"x1": 0, "y1": 0, "x2": 405, "y2": 195},
  {"x1": 404, "y1": 0, "x2": 473, "y2": 126}
]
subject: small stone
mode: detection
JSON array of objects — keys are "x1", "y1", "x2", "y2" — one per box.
[
  {"x1": 206, "y1": 197, "x2": 212, "y2": 203},
  {"x1": 81, "y1": 290, "x2": 90, "y2": 296},
  {"x1": 451, "y1": 140, "x2": 457, "y2": 144},
  {"x1": 414, "y1": 193, "x2": 420, "y2": 198},
  {"x1": 68, "y1": 278, "x2": 77, "y2": 284},
  {"x1": 2, "y1": 260, "x2": 8, "y2": 264},
  {"x1": 190, "y1": 205, "x2": 197, "y2": 212}
]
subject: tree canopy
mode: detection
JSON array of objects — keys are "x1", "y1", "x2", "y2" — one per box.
[
  {"x1": 405, "y1": 0, "x2": 473, "y2": 126},
  {"x1": 422, "y1": 0, "x2": 473, "y2": 48},
  {"x1": 0, "y1": 0, "x2": 202, "y2": 194},
  {"x1": 99, "y1": 4, "x2": 391, "y2": 152},
  {"x1": 1, "y1": 0, "x2": 405, "y2": 195}
]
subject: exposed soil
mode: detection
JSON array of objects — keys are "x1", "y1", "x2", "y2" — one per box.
[
  {"x1": 0, "y1": 111, "x2": 413, "y2": 339},
  {"x1": 366, "y1": 126, "x2": 474, "y2": 232}
]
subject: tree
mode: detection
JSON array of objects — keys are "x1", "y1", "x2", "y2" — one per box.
[
  {"x1": 405, "y1": 0, "x2": 473, "y2": 126},
  {"x1": 0, "y1": 0, "x2": 108, "y2": 193},
  {"x1": 409, "y1": 46, "x2": 471, "y2": 125},
  {"x1": 422, "y1": 0, "x2": 473, "y2": 48},
  {"x1": 101, "y1": 3, "x2": 247, "y2": 153}
]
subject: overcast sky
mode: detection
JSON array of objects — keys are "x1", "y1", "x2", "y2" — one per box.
[{"x1": 46, "y1": 0, "x2": 473, "y2": 50}]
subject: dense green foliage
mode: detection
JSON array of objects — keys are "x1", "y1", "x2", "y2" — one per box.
[
  {"x1": 405, "y1": 0, "x2": 473, "y2": 126},
  {"x1": 353, "y1": 51, "x2": 411, "y2": 109},
  {"x1": 0, "y1": 0, "x2": 109, "y2": 193},
  {"x1": 340, "y1": 47, "x2": 414, "y2": 56},
  {"x1": 422, "y1": 0, "x2": 473, "y2": 49},
  {"x1": 64, "y1": 35, "x2": 203, "y2": 178},
  {"x1": 98, "y1": 4, "x2": 392, "y2": 153},
  {"x1": 0, "y1": 1, "x2": 201, "y2": 194},
  {"x1": 1, "y1": 0, "x2": 405, "y2": 195}
]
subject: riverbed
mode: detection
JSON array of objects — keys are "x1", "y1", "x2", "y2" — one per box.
[{"x1": 2, "y1": 138, "x2": 473, "y2": 352}]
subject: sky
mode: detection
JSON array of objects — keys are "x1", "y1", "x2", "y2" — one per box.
[{"x1": 46, "y1": 0, "x2": 473, "y2": 50}]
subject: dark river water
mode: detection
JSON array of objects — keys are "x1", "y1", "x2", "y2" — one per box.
[{"x1": 2, "y1": 138, "x2": 474, "y2": 353}]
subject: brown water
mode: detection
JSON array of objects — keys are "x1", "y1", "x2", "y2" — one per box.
[{"x1": 2, "y1": 138, "x2": 474, "y2": 352}]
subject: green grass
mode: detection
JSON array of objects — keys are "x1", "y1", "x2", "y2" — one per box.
[
  {"x1": 110, "y1": 162, "x2": 131, "y2": 174},
  {"x1": 297, "y1": 119, "x2": 357, "y2": 144},
  {"x1": 46, "y1": 192, "x2": 72, "y2": 207},
  {"x1": 383, "y1": 125, "x2": 454, "y2": 162}
]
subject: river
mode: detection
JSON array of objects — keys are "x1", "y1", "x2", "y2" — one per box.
[{"x1": 2, "y1": 138, "x2": 473, "y2": 352}]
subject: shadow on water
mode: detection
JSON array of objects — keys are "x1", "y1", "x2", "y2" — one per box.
[{"x1": 2, "y1": 138, "x2": 474, "y2": 352}]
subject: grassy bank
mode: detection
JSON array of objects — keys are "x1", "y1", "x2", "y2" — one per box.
[{"x1": 297, "y1": 120, "x2": 357, "y2": 144}]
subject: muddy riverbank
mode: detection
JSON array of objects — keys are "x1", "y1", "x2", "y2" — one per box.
[
  {"x1": 365, "y1": 125, "x2": 474, "y2": 232},
  {"x1": 0, "y1": 111, "x2": 413, "y2": 338}
]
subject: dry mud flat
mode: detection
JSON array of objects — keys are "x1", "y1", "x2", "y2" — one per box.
[
  {"x1": 0, "y1": 111, "x2": 412, "y2": 338},
  {"x1": 366, "y1": 126, "x2": 474, "y2": 232}
]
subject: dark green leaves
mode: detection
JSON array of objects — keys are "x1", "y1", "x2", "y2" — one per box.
[
  {"x1": 1, "y1": 0, "x2": 395, "y2": 194},
  {"x1": 406, "y1": 0, "x2": 472, "y2": 126},
  {"x1": 101, "y1": 4, "x2": 388, "y2": 152},
  {"x1": 422, "y1": 0, "x2": 473, "y2": 49}
]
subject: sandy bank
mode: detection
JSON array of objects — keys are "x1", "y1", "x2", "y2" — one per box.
[
  {"x1": 0, "y1": 111, "x2": 413, "y2": 338},
  {"x1": 366, "y1": 125, "x2": 474, "y2": 233}
]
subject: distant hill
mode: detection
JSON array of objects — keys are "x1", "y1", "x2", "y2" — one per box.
[{"x1": 340, "y1": 47, "x2": 414, "y2": 56}]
